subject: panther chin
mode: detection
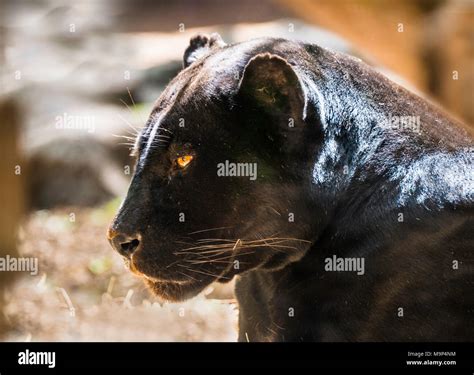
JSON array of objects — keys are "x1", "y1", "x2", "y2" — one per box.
[
  {"x1": 144, "y1": 278, "x2": 211, "y2": 302},
  {"x1": 125, "y1": 258, "x2": 233, "y2": 302}
]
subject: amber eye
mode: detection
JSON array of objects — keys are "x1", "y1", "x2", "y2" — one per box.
[{"x1": 176, "y1": 155, "x2": 193, "y2": 168}]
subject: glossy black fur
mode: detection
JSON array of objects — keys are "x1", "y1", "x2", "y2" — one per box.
[{"x1": 109, "y1": 35, "x2": 474, "y2": 341}]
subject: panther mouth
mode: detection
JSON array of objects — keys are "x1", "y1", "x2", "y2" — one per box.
[
  {"x1": 123, "y1": 255, "x2": 223, "y2": 301},
  {"x1": 124, "y1": 256, "x2": 191, "y2": 285}
]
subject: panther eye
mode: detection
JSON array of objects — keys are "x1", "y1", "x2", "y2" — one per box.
[{"x1": 176, "y1": 155, "x2": 193, "y2": 168}]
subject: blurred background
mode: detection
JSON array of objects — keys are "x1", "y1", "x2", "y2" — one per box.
[{"x1": 0, "y1": 0, "x2": 472, "y2": 341}]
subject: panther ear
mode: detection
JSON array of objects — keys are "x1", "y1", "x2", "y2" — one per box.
[
  {"x1": 183, "y1": 33, "x2": 226, "y2": 68},
  {"x1": 238, "y1": 53, "x2": 307, "y2": 120}
]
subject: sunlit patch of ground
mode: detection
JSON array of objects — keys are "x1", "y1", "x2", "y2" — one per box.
[{"x1": 4, "y1": 204, "x2": 238, "y2": 342}]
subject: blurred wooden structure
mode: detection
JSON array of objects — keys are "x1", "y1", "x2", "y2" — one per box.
[
  {"x1": 424, "y1": 1, "x2": 474, "y2": 124},
  {"x1": 0, "y1": 97, "x2": 24, "y2": 336}
]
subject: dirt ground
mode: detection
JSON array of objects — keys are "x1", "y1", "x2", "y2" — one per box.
[{"x1": 4, "y1": 203, "x2": 238, "y2": 342}]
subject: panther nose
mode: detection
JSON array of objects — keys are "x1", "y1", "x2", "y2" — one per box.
[{"x1": 107, "y1": 227, "x2": 141, "y2": 258}]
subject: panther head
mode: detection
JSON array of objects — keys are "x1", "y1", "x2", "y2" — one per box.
[{"x1": 107, "y1": 34, "x2": 321, "y2": 301}]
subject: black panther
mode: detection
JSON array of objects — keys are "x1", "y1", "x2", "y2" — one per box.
[{"x1": 108, "y1": 34, "x2": 473, "y2": 342}]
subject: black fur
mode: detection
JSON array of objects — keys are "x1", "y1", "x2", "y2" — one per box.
[{"x1": 109, "y1": 35, "x2": 474, "y2": 341}]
